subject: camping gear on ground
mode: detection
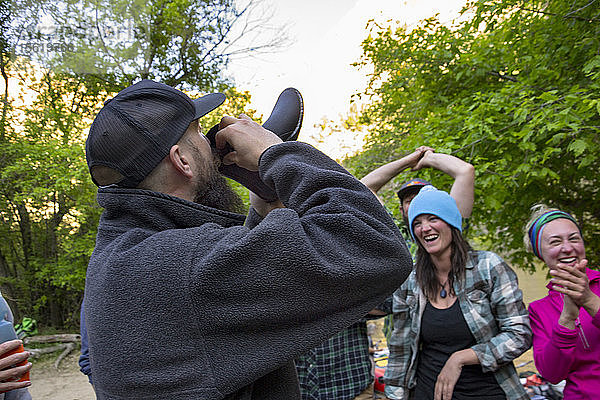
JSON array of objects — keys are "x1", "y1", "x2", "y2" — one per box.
[
  {"x1": 520, "y1": 371, "x2": 564, "y2": 400},
  {"x1": 15, "y1": 317, "x2": 37, "y2": 339}
]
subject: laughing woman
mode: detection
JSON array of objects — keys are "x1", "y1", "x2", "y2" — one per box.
[
  {"x1": 384, "y1": 186, "x2": 531, "y2": 400},
  {"x1": 525, "y1": 205, "x2": 600, "y2": 400}
]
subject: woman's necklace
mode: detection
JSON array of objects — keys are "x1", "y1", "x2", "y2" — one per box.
[{"x1": 440, "y1": 277, "x2": 449, "y2": 299}]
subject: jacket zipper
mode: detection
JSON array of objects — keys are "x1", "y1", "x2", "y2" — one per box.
[{"x1": 575, "y1": 318, "x2": 590, "y2": 350}]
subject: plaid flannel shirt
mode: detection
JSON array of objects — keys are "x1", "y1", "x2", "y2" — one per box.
[
  {"x1": 382, "y1": 218, "x2": 417, "y2": 342},
  {"x1": 294, "y1": 209, "x2": 410, "y2": 400},
  {"x1": 295, "y1": 320, "x2": 372, "y2": 400},
  {"x1": 384, "y1": 250, "x2": 532, "y2": 400}
]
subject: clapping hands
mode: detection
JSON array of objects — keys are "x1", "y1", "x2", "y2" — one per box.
[{"x1": 552, "y1": 258, "x2": 600, "y2": 326}]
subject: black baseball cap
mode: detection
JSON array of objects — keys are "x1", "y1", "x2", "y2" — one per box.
[
  {"x1": 396, "y1": 178, "x2": 431, "y2": 202},
  {"x1": 85, "y1": 79, "x2": 226, "y2": 188}
]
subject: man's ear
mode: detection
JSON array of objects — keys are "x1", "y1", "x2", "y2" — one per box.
[{"x1": 168, "y1": 144, "x2": 194, "y2": 179}]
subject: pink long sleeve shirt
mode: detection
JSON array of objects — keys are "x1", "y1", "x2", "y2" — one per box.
[{"x1": 528, "y1": 269, "x2": 600, "y2": 400}]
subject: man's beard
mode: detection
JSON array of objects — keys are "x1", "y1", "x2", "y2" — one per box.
[{"x1": 192, "y1": 151, "x2": 244, "y2": 214}]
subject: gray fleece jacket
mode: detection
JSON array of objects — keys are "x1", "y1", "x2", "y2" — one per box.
[{"x1": 84, "y1": 142, "x2": 411, "y2": 399}]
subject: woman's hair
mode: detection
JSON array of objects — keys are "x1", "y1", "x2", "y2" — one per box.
[
  {"x1": 415, "y1": 227, "x2": 472, "y2": 299},
  {"x1": 523, "y1": 204, "x2": 582, "y2": 259},
  {"x1": 523, "y1": 204, "x2": 558, "y2": 254}
]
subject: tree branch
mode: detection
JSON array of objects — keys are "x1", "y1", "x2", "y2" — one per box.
[
  {"x1": 54, "y1": 342, "x2": 76, "y2": 369},
  {"x1": 488, "y1": 71, "x2": 519, "y2": 82},
  {"x1": 564, "y1": 0, "x2": 598, "y2": 17},
  {"x1": 94, "y1": 5, "x2": 128, "y2": 79},
  {"x1": 24, "y1": 334, "x2": 81, "y2": 344}
]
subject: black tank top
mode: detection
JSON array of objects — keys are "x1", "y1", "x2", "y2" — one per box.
[{"x1": 413, "y1": 300, "x2": 506, "y2": 400}]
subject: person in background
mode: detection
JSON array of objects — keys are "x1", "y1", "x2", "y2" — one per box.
[
  {"x1": 365, "y1": 147, "x2": 475, "y2": 342},
  {"x1": 0, "y1": 294, "x2": 32, "y2": 400},
  {"x1": 0, "y1": 340, "x2": 31, "y2": 400},
  {"x1": 295, "y1": 309, "x2": 389, "y2": 400},
  {"x1": 384, "y1": 186, "x2": 531, "y2": 400},
  {"x1": 524, "y1": 204, "x2": 600, "y2": 400}
]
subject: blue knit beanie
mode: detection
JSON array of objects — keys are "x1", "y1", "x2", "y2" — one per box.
[{"x1": 407, "y1": 185, "x2": 462, "y2": 240}]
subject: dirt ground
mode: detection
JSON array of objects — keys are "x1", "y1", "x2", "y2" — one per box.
[{"x1": 28, "y1": 352, "x2": 95, "y2": 400}]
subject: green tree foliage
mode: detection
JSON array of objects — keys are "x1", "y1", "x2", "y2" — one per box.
[
  {"x1": 346, "y1": 0, "x2": 600, "y2": 270},
  {"x1": 0, "y1": 0, "x2": 277, "y2": 327},
  {"x1": 0, "y1": 70, "x2": 116, "y2": 326}
]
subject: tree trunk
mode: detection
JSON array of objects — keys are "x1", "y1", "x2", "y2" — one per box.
[
  {"x1": 24, "y1": 334, "x2": 81, "y2": 344},
  {"x1": 0, "y1": 50, "x2": 8, "y2": 142}
]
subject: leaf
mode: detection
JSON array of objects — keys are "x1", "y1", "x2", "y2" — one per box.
[
  {"x1": 582, "y1": 55, "x2": 600, "y2": 75},
  {"x1": 513, "y1": 108, "x2": 528, "y2": 124},
  {"x1": 568, "y1": 139, "x2": 587, "y2": 157}
]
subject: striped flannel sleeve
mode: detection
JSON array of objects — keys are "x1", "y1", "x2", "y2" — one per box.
[
  {"x1": 471, "y1": 253, "x2": 532, "y2": 372},
  {"x1": 384, "y1": 278, "x2": 415, "y2": 391}
]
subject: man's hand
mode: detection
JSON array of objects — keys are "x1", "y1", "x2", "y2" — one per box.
[
  {"x1": 412, "y1": 149, "x2": 435, "y2": 171},
  {"x1": 249, "y1": 192, "x2": 284, "y2": 217},
  {"x1": 215, "y1": 114, "x2": 283, "y2": 171},
  {"x1": 410, "y1": 151, "x2": 475, "y2": 218},
  {"x1": 360, "y1": 146, "x2": 433, "y2": 193},
  {"x1": 409, "y1": 146, "x2": 435, "y2": 171},
  {"x1": 0, "y1": 340, "x2": 31, "y2": 393}
]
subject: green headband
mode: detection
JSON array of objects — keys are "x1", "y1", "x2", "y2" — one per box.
[{"x1": 528, "y1": 210, "x2": 580, "y2": 259}]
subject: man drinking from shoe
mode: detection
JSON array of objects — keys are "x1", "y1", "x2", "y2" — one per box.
[{"x1": 82, "y1": 79, "x2": 412, "y2": 399}]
